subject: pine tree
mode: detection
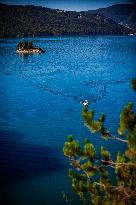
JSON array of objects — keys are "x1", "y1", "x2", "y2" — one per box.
[
  {"x1": 17, "y1": 41, "x2": 33, "y2": 50},
  {"x1": 63, "y1": 79, "x2": 136, "y2": 205}
]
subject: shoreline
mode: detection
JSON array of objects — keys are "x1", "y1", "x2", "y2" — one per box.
[
  {"x1": 0, "y1": 34, "x2": 135, "y2": 40},
  {"x1": 16, "y1": 48, "x2": 44, "y2": 54}
]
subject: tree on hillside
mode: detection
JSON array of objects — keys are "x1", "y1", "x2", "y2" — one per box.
[{"x1": 63, "y1": 79, "x2": 136, "y2": 205}]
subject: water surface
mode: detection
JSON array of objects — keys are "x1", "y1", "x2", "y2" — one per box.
[{"x1": 0, "y1": 36, "x2": 136, "y2": 205}]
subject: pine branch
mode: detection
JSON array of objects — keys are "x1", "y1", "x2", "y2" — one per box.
[
  {"x1": 108, "y1": 132, "x2": 128, "y2": 143},
  {"x1": 101, "y1": 128, "x2": 128, "y2": 143},
  {"x1": 101, "y1": 160, "x2": 136, "y2": 167}
]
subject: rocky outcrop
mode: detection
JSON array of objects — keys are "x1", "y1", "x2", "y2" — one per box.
[{"x1": 16, "y1": 42, "x2": 44, "y2": 54}]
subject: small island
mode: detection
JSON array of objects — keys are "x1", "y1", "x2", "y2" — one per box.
[{"x1": 16, "y1": 41, "x2": 44, "y2": 54}]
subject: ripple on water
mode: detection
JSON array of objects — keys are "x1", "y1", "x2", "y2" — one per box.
[{"x1": 0, "y1": 36, "x2": 136, "y2": 205}]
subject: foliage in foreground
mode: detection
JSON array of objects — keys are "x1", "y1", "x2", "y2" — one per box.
[{"x1": 63, "y1": 79, "x2": 136, "y2": 205}]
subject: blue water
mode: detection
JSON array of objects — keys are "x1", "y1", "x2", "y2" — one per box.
[{"x1": 0, "y1": 36, "x2": 136, "y2": 205}]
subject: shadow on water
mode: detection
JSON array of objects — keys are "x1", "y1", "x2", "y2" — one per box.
[
  {"x1": 0, "y1": 189, "x2": 16, "y2": 205},
  {"x1": 0, "y1": 130, "x2": 64, "y2": 185}
]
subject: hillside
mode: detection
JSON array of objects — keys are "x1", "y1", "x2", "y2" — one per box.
[
  {"x1": 0, "y1": 3, "x2": 133, "y2": 37},
  {"x1": 88, "y1": 4, "x2": 136, "y2": 31}
]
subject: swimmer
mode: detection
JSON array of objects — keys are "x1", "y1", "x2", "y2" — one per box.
[{"x1": 83, "y1": 99, "x2": 89, "y2": 107}]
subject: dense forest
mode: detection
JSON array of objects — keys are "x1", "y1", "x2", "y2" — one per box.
[
  {"x1": 88, "y1": 4, "x2": 136, "y2": 31},
  {"x1": 0, "y1": 3, "x2": 134, "y2": 37}
]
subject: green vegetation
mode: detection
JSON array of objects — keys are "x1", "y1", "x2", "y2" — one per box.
[
  {"x1": 17, "y1": 41, "x2": 33, "y2": 50},
  {"x1": 0, "y1": 3, "x2": 133, "y2": 37},
  {"x1": 63, "y1": 79, "x2": 136, "y2": 205}
]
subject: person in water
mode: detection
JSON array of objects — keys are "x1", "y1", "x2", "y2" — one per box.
[{"x1": 83, "y1": 100, "x2": 89, "y2": 107}]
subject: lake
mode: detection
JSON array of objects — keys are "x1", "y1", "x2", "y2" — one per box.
[{"x1": 0, "y1": 36, "x2": 136, "y2": 205}]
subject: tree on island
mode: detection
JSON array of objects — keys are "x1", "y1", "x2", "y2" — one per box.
[
  {"x1": 63, "y1": 79, "x2": 136, "y2": 205},
  {"x1": 17, "y1": 41, "x2": 33, "y2": 50}
]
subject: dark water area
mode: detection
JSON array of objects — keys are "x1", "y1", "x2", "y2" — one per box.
[
  {"x1": 0, "y1": 130, "x2": 64, "y2": 184},
  {"x1": 0, "y1": 36, "x2": 136, "y2": 205}
]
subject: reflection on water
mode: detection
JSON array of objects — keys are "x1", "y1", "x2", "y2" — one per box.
[{"x1": 0, "y1": 36, "x2": 136, "y2": 205}]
